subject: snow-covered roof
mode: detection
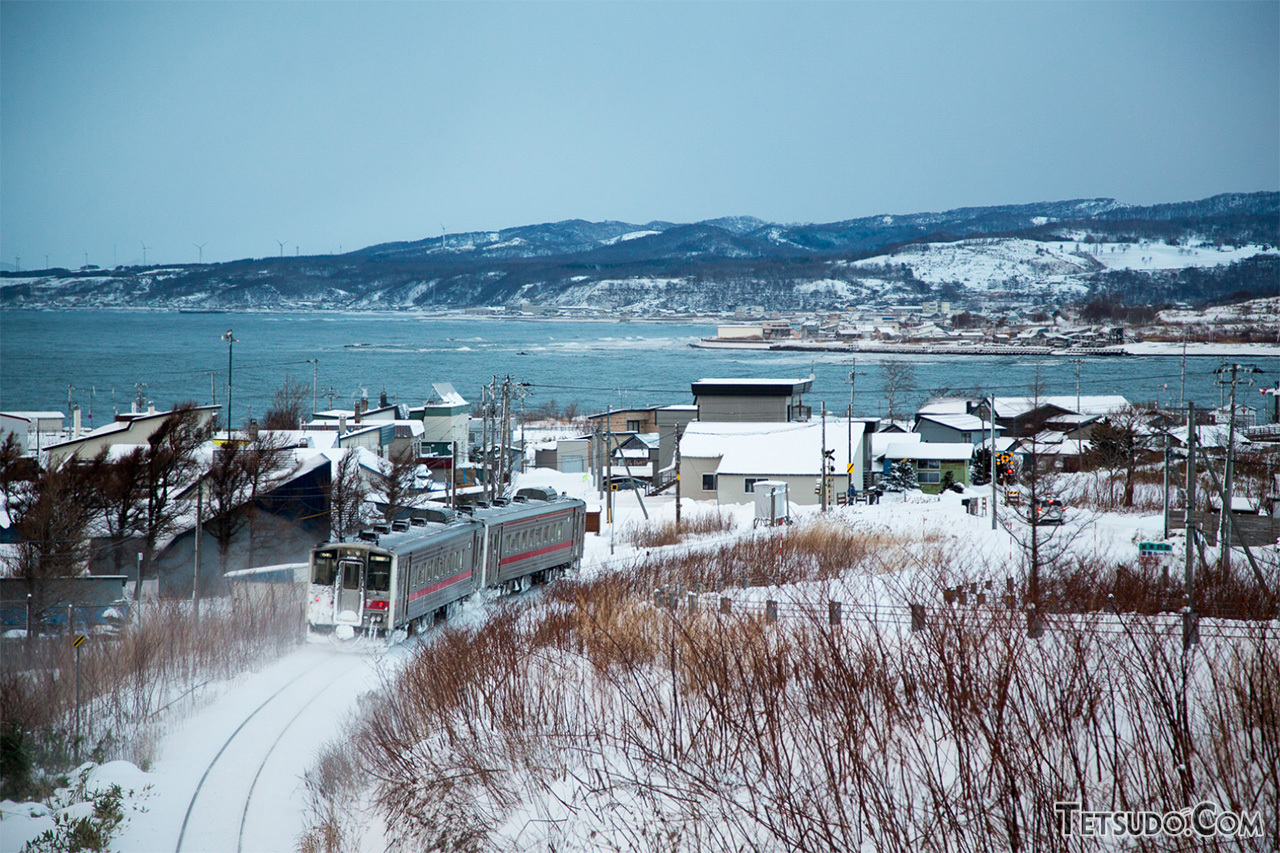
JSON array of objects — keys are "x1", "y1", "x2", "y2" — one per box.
[
  {"x1": 883, "y1": 442, "x2": 974, "y2": 462},
  {"x1": 916, "y1": 412, "x2": 992, "y2": 432},
  {"x1": 680, "y1": 420, "x2": 864, "y2": 476},
  {"x1": 871, "y1": 431, "x2": 921, "y2": 456},
  {"x1": 431, "y1": 382, "x2": 468, "y2": 407},
  {"x1": 993, "y1": 395, "x2": 1128, "y2": 418}
]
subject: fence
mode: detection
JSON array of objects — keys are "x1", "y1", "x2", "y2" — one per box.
[{"x1": 650, "y1": 581, "x2": 1266, "y2": 647}]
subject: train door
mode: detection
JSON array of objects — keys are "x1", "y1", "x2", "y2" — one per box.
[
  {"x1": 336, "y1": 556, "x2": 364, "y2": 620},
  {"x1": 485, "y1": 525, "x2": 503, "y2": 587}
]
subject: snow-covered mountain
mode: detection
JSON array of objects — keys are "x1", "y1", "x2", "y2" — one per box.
[{"x1": 2, "y1": 192, "x2": 1275, "y2": 312}]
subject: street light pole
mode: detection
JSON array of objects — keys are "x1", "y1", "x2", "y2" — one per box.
[{"x1": 222, "y1": 330, "x2": 237, "y2": 440}]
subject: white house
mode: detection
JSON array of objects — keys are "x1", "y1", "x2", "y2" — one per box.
[{"x1": 679, "y1": 420, "x2": 866, "y2": 507}]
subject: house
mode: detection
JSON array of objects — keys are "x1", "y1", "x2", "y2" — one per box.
[
  {"x1": 156, "y1": 450, "x2": 337, "y2": 597},
  {"x1": 534, "y1": 437, "x2": 591, "y2": 474},
  {"x1": 691, "y1": 376, "x2": 814, "y2": 423},
  {"x1": 881, "y1": 441, "x2": 974, "y2": 493},
  {"x1": 914, "y1": 412, "x2": 1000, "y2": 446},
  {"x1": 44, "y1": 405, "x2": 220, "y2": 466},
  {"x1": 973, "y1": 395, "x2": 1129, "y2": 438},
  {"x1": 679, "y1": 420, "x2": 866, "y2": 507}
]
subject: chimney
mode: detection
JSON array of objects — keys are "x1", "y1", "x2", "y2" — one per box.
[
  {"x1": 73, "y1": 405, "x2": 82, "y2": 438},
  {"x1": 147, "y1": 403, "x2": 156, "y2": 414},
  {"x1": 354, "y1": 402, "x2": 362, "y2": 424},
  {"x1": 380, "y1": 390, "x2": 388, "y2": 408},
  {"x1": 248, "y1": 418, "x2": 259, "y2": 440},
  {"x1": 338, "y1": 415, "x2": 347, "y2": 434}
]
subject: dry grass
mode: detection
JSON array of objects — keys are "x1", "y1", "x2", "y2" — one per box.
[
  {"x1": 330, "y1": 522, "x2": 1280, "y2": 852},
  {"x1": 0, "y1": 587, "x2": 303, "y2": 800},
  {"x1": 623, "y1": 509, "x2": 736, "y2": 548}
]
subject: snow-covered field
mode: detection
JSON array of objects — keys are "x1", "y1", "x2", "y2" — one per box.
[{"x1": 1, "y1": 467, "x2": 1272, "y2": 852}]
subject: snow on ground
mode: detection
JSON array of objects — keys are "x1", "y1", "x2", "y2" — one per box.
[{"x1": 4, "y1": 466, "x2": 1255, "y2": 853}]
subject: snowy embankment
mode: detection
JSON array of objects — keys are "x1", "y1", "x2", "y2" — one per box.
[{"x1": 4, "y1": 468, "x2": 1274, "y2": 852}]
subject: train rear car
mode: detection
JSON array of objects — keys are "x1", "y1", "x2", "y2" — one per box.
[{"x1": 471, "y1": 489, "x2": 586, "y2": 590}]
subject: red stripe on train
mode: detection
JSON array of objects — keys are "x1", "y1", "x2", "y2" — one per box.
[
  {"x1": 500, "y1": 540, "x2": 572, "y2": 566},
  {"x1": 407, "y1": 569, "x2": 474, "y2": 602}
]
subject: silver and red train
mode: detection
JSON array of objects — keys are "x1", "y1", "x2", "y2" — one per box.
[{"x1": 307, "y1": 487, "x2": 587, "y2": 638}]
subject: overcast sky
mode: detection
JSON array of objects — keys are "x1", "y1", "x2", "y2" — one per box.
[{"x1": 2, "y1": 1, "x2": 1277, "y2": 268}]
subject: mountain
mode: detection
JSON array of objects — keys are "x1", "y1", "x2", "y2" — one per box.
[{"x1": 3, "y1": 193, "x2": 1276, "y2": 313}]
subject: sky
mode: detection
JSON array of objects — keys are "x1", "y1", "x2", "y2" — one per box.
[{"x1": 2, "y1": 1, "x2": 1277, "y2": 269}]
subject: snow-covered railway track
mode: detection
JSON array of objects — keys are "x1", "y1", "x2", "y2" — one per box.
[{"x1": 170, "y1": 648, "x2": 370, "y2": 853}]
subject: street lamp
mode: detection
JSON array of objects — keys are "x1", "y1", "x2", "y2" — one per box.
[{"x1": 222, "y1": 330, "x2": 238, "y2": 440}]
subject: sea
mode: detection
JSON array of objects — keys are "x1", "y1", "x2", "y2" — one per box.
[{"x1": 0, "y1": 309, "x2": 1271, "y2": 426}]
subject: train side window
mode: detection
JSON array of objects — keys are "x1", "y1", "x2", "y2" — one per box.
[{"x1": 313, "y1": 551, "x2": 338, "y2": 585}]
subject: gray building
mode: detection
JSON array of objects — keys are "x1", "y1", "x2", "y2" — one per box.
[{"x1": 691, "y1": 376, "x2": 814, "y2": 423}]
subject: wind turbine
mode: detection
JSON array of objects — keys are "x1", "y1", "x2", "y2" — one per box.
[
  {"x1": 141, "y1": 242, "x2": 148, "y2": 265},
  {"x1": 440, "y1": 224, "x2": 447, "y2": 251},
  {"x1": 276, "y1": 240, "x2": 287, "y2": 257},
  {"x1": 194, "y1": 242, "x2": 207, "y2": 263}
]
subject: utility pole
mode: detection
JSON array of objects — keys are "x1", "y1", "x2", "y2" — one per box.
[
  {"x1": 1162, "y1": 432, "x2": 1171, "y2": 540},
  {"x1": 481, "y1": 382, "x2": 490, "y2": 501},
  {"x1": 1214, "y1": 363, "x2": 1261, "y2": 572},
  {"x1": 1069, "y1": 357, "x2": 1083, "y2": 415},
  {"x1": 848, "y1": 363, "x2": 855, "y2": 501},
  {"x1": 990, "y1": 394, "x2": 998, "y2": 531},
  {"x1": 1184, "y1": 401, "x2": 1197, "y2": 648},
  {"x1": 606, "y1": 407, "x2": 613, "y2": 547},
  {"x1": 1184, "y1": 402, "x2": 1196, "y2": 596},
  {"x1": 308, "y1": 359, "x2": 318, "y2": 420},
  {"x1": 193, "y1": 476, "x2": 203, "y2": 622},
  {"x1": 674, "y1": 424, "x2": 683, "y2": 529},
  {"x1": 1179, "y1": 336, "x2": 1188, "y2": 415},
  {"x1": 820, "y1": 403, "x2": 828, "y2": 513}
]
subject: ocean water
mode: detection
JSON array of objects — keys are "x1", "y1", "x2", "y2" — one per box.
[{"x1": 0, "y1": 309, "x2": 1259, "y2": 425}]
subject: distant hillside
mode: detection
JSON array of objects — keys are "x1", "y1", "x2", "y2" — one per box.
[{"x1": 2, "y1": 192, "x2": 1275, "y2": 313}]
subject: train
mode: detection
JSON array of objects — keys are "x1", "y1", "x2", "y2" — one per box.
[{"x1": 307, "y1": 487, "x2": 587, "y2": 639}]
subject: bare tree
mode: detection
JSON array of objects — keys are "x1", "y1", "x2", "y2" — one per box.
[
  {"x1": 881, "y1": 360, "x2": 917, "y2": 423},
  {"x1": 202, "y1": 432, "x2": 293, "y2": 576},
  {"x1": 138, "y1": 404, "x2": 212, "y2": 576},
  {"x1": 262, "y1": 375, "x2": 310, "y2": 431},
  {"x1": 97, "y1": 446, "x2": 147, "y2": 575},
  {"x1": 3, "y1": 456, "x2": 107, "y2": 626},
  {"x1": 372, "y1": 445, "x2": 423, "y2": 524},
  {"x1": 1086, "y1": 404, "x2": 1155, "y2": 508},
  {"x1": 327, "y1": 450, "x2": 370, "y2": 542}
]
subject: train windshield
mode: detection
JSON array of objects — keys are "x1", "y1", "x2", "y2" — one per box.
[
  {"x1": 368, "y1": 554, "x2": 391, "y2": 592},
  {"x1": 312, "y1": 550, "x2": 338, "y2": 585}
]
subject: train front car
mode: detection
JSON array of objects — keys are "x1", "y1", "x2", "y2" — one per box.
[{"x1": 307, "y1": 543, "x2": 395, "y2": 639}]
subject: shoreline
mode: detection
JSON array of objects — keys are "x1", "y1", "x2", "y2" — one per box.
[{"x1": 690, "y1": 338, "x2": 1280, "y2": 358}]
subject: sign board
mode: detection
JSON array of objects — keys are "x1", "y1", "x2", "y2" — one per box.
[{"x1": 73, "y1": 634, "x2": 87, "y2": 648}]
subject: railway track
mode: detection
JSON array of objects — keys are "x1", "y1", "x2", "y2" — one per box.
[{"x1": 169, "y1": 647, "x2": 373, "y2": 853}]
